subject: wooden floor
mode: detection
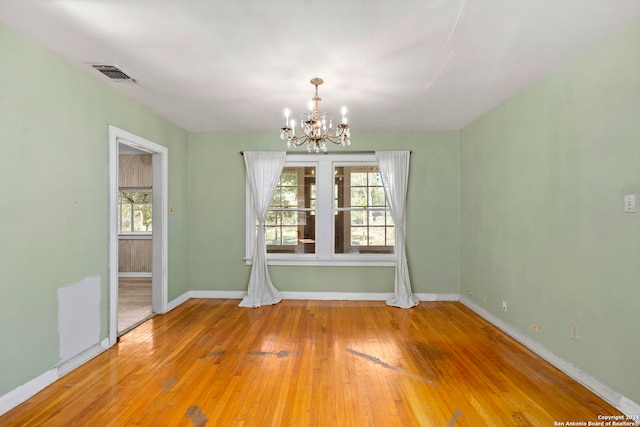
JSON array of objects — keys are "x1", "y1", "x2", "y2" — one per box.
[
  {"x1": 1, "y1": 300, "x2": 621, "y2": 426},
  {"x1": 118, "y1": 278, "x2": 153, "y2": 335}
]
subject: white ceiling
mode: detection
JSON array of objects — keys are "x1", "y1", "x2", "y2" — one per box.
[{"x1": 1, "y1": 0, "x2": 639, "y2": 132}]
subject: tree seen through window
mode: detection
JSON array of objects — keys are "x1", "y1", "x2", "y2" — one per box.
[{"x1": 118, "y1": 190, "x2": 152, "y2": 233}]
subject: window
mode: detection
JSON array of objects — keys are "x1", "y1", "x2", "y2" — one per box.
[
  {"x1": 246, "y1": 154, "x2": 394, "y2": 266},
  {"x1": 118, "y1": 190, "x2": 152, "y2": 234}
]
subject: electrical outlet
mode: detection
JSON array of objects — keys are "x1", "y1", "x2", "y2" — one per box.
[
  {"x1": 502, "y1": 300, "x2": 507, "y2": 312},
  {"x1": 530, "y1": 322, "x2": 540, "y2": 334},
  {"x1": 571, "y1": 324, "x2": 580, "y2": 341},
  {"x1": 468, "y1": 291, "x2": 473, "y2": 297},
  {"x1": 624, "y1": 195, "x2": 637, "y2": 213}
]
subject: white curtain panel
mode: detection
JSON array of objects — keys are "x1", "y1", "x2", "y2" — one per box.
[
  {"x1": 239, "y1": 151, "x2": 286, "y2": 308},
  {"x1": 376, "y1": 151, "x2": 419, "y2": 309}
]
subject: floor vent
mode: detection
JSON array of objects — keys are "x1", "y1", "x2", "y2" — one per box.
[{"x1": 92, "y1": 64, "x2": 135, "y2": 81}]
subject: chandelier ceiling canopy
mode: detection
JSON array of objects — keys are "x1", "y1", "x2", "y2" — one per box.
[{"x1": 280, "y1": 78, "x2": 351, "y2": 153}]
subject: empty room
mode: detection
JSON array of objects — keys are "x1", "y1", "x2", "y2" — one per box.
[{"x1": 0, "y1": 1, "x2": 639, "y2": 425}]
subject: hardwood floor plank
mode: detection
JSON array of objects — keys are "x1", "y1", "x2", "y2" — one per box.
[{"x1": 0, "y1": 300, "x2": 622, "y2": 426}]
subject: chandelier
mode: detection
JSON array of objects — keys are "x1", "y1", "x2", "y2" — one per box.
[{"x1": 280, "y1": 78, "x2": 351, "y2": 153}]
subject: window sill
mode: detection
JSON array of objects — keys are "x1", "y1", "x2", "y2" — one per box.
[
  {"x1": 118, "y1": 234, "x2": 152, "y2": 239},
  {"x1": 245, "y1": 256, "x2": 396, "y2": 267}
]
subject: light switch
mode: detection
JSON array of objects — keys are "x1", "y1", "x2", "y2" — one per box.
[
  {"x1": 169, "y1": 205, "x2": 175, "y2": 214},
  {"x1": 624, "y1": 195, "x2": 636, "y2": 213}
]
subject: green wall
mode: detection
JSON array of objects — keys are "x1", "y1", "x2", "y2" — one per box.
[
  {"x1": 460, "y1": 19, "x2": 640, "y2": 403},
  {"x1": 0, "y1": 23, "x2": 189, "y2": 396},
  {"x1": 187, "y1": 131, "x2": 460, "y2": 295}
]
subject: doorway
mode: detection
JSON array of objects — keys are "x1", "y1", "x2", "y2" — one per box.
[
  {"x1": 117, "y1": 148, "x2": 153, "y2": 335},
  {"x1": 108, "y1": 126, "x2": 168, "y2": 345}
]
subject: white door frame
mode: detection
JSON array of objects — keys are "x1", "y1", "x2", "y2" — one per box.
[{"x1": 108, "y1": 125, "x2": 168, "y2": 346}]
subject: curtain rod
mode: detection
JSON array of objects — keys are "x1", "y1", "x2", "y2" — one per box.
[{"x1": 240, "y1": 150, "x2": 412, "y2": 155}]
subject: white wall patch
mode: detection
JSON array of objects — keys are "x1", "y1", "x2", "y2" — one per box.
[{"x1": 58, "y1": 276, "x2": 101, "y2": 362}]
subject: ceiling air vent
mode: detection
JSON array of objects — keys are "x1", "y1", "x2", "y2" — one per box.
[{"x1": 92, "y1": 64, "x2": 135, "y2": 81}]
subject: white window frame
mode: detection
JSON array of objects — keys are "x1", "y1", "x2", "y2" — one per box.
[
  {"x1": 245, "y1": 153, "x2": 395, "y2": 266},
  {"x1": 118, "y1": 189, "x2": 153, "y2": 236}
]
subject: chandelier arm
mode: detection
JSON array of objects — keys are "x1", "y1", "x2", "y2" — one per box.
[{"x1": 318, "y1": 134, "x2": 346, "y2": 146}]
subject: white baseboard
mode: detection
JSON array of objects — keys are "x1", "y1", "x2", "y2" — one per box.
[
  {"x1": 620, "y1": 397, "x2": 640, "y2": 425},
  {"x1": 415, "y1": 293, "x2": 460, "y2": 301},
  {"x1": 0, "y1": 369, "x2": 57, "y2": 416},
  {"x1": 167, "y1": 291, "x2": 191, "y2": 312},
  {"x1": 459, "y1": 296, "x2": 640, "y2": 421},
  {"x1": 281, "y1": 291, "x2": 393, "y2": 300},
  {"x1": 190, "y1": 290, "x2": 246, "y2": 299},
  {"x1": 57, "y1": 339, "x2": 110, "y2": 377},
  {"x1": 172, "y1": 291, "x2": 458, "y2": 302},
  {"x1": 118, "y1": 272, "x2": 152, "y2": 278},
  {"x1": 0, "y1": 338, "x2": 110, "y2": 417},
  {"x1": 281, "y1": 292, "x2": 460, "y2": 302},
  {"x1": 166, "y1": 290, "x2": 246, "y2": 312}
]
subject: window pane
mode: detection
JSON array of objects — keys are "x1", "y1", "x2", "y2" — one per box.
[
  {"x1": 271, "y1": 188, "x2": 281, "y2": 206},
  {"x1": 282, "y1": 227, "x2": 298, "y2": 245},
  {"x1": 117, "y1": 204, "x2": 123, "y2": 232},
  {"x1": 368, "y1": 227, "x2": 387, "y2": 246},
  {"x1": 333, "y1": 165, "x2": 394, "y2": 254},
  {"x1": 368, "y1": 172, "x2": 382, "y2": 186},
  {"x1": 265, "y1": 210, "x2": 315, "y2": 253},
  {"x1": 266, "y1": 166, "x2": 316, "y2": 254},
  {"x1": 280, "y1": 171, "x2": 297, "y2": 186},
  {"x1": 351, "y1": 172, "x2": 367, "y2": 186},
  {"x1": 280, "y1": 187, "x2": 297, "y2": 207},
  {"x1": 270, "y1": 167, "x2": 315, "y2": 209},
  {"x1": 351, "y1": 210, "x2": 365, "y2": 225},
  {"x1": 281, "y1": 210, "x2": 297, "y2": 225},
  {"x1": 141, "y1": 204, "x2": 152, "y2": 231},
  {"x1": 265, "y1": 227, "x2": 279, "y2": 245},
  {"x1": 133, "y1": 207, "x2": 150, "y2": 232},
  {"x1": 370, "y1": 187, "x2": 386, "y2": 206},
  {"x1": 265, "y1": 211, "x2": 278, "y2": 225},
  {"x1": 350, "y1": 187, "x2": 367, "y2": 207},
  {"x1": 369, "y1": 210, "x2": 388, "y2": 226},
  {"x1": 121, "y1": 204, "x2": 132, "y2": 232},
  {"x1": 350, "y1": 227, "x2": 368, "y2": 246}
]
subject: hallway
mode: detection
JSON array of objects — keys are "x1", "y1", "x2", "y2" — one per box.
[{"x1": 118, "y1": 278, "x2": 152, "y2": 335}]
